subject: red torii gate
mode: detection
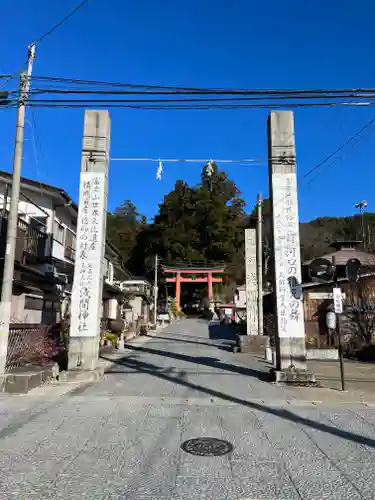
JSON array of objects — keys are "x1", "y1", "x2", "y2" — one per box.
[{"x1": 162, "y1": 265, "x2": 225, "y2": 310}]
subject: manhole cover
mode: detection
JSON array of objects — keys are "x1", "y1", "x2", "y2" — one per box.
[{"x1": 181, "y1": 437, "x2": 233, "y2": 456}]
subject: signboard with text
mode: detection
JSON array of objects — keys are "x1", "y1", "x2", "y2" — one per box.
[
  {"x1": 333, "y1": 287, "x2": 343, "y2": 314},
  {"x1": 271, "y1": 172, "x2": 305, "y2": 338},
  {"x1": 70, "y1": 172, "x2": 106, "y2": 337},
  {"x1": 245, "y1": 228, "x2": 258, "y2": 335}
]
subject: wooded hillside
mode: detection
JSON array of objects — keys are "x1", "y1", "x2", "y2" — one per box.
[
  {"x1": 299, "y1": 214, "x2": 375, "y2": 262},
  {"x1": 106, "y1": 165, "x2": 375, "y2": 285}
]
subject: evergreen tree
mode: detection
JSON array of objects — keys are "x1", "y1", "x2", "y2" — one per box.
[
  {"x1": 129, "y1": 163, "x2": 248, "y2": 283},
  {"x1": 106, "y1": 200, "x2": 145, "y2": 268}
]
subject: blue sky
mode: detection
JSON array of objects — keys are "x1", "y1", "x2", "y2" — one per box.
[{"x1": 1, "y1": 0, "x2": 375, "y2": 222}]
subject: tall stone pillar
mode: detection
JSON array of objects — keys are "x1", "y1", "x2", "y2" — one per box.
[
  {"x1": 268, "y1": 111, "x2": 307, "y2": 373},
  {"x1": 68, "y1": 110, "x2": 110, "y2": 371},
  {"x1": 245, "y1": 228, "x2": 258, "y2": 335}
]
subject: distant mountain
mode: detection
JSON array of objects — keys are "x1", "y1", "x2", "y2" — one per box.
[
  {"x1": 300, "y1": 213, "x2": 375, "y2": 262},
  {"x1": 250, "y1": 198, "x2": 375, "y2": 266}
]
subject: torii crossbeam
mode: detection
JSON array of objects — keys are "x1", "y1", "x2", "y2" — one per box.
[{"x1": 162, "y1": 265, "x2": 225, "y2": 310}]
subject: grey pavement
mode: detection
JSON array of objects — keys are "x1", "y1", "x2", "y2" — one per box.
[{"x1": 1, "y1": 319, "x2": 375, "y2": 499}]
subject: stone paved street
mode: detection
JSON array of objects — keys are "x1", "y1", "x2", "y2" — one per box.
[{"x1": 1, "y1": 318, "x2": 375, "y2": 499}]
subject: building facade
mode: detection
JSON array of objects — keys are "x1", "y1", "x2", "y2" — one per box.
[
  {"x1": 301, "y1": 240, "x2": 375, "y2": 347},
  {"x1": 119, "y1": 279, "x2": 152, "y2": 326},
  {"x1": 0, "y1": 170, "x2": 130, "y2": 327}
]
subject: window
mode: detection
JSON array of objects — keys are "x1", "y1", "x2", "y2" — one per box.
[
  {"x1": 105, "y1": 262, "x2": 114, "y2": 283},
  {"x1": 53, "y1": 221, "x2": 65, "y2": 244},
  {"x1": 64, "y1": 229, "x2": 76, "y2": 260},
  {"x1": 104, "y1": 260, "x2": 114, "y2": 282},
  {"x1": 103, "y1": 259, "x2": 108, "y2": 277},
  {"x1": 25, "y1": 296, "x2": 44, "y2": 311},
  {"x1": 42, "y1": 300, "x2": 59, "y2": 312},
  {"x1": 44, "y1": 300, "x2": 52, "y2": 310},
  {"x1": 29, "y1": 216, "x2": 48, "y2": 232},
  {"x1": 65, "y1": 229, "x2": 75, "y2": 248}
]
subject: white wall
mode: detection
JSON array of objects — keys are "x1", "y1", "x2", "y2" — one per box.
[
  {"x1": 129, "y1": 296, "x2": 143, "y2": 320},
  {"x1": 103, "y1": 259, "x2": 114, "y2": 284},
  {"x1": 53, "y1": 240, "x2": 65, "y2": 261},
  {"x1": 10, "y1": 294, "x2": 25, "y2": 322},
  {"x1": 0, "y1": 185, "x2": 53, "y2": 228},
  {"x1": 0, "y1": 181, "x2": 78, "y2": 265},
  {"x1": 234, "y1": 288, "x2": 246, "y2": 308},
  {"x1": 102, "y1": 299, "x2": 119, "y2": 320},
  {"x1": 0, "y1": 179, "x2": 122, "y2": 325},
  {"x1": 123, "y1": 308, "x2": 134, "y2": 323},
  {"x1": 142, "y1": 301, "x2": 150, "y2": 323},
  {"x1": 53, "y1": 203, "x2": 77, "y2": 263},
  {"x1": 23, "y1": 308, "x2": 42, "y2": 324},
  {"x1": 127, "y1": 297, "x2": 150, "y2": 323},
  {"x1": 10, "y1": 293, "x2": 42, "y2": 323}
]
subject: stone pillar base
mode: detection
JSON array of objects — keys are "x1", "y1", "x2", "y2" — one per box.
[
  {"x1": 276, "y1": 336, "x2": 307, "y2": 371},
  {"x1": 68, "y1": 337, "x2": 100, "y2": 371},
  {"x1": 271, "y1": 367, "x2": 316, "y2": 384},
  {"x1": 272, "y1": 336, "x2": 316, "y2": 384}
]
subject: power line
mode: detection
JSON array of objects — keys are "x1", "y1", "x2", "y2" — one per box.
[
  {"x1": 305, "y1": 157, "x2": 342, "y2": 186},
  {"x1": 33, "y1": 0, "x2": 91, "y2": 44},
  {"x1": 28, "y1": 89, "x2": 375, "y2": 99},
  {"x1": 28, "y1": 76, "x2": 375, "y2": 94},
  {"x1": 0, "y1": 99, "x2": 18, "y2": 110},
  {"x1": 30, "y1": 109, "x2": 46, "y2": 163},
  {"x1": 1, "y1": 1, "x2": 90, "y2": 91},
  {"x1": 4, "y1": 98, "x2": 363, "y2": 111},
  {"x1": 16, "y1": 84, "x2": 375, "y2": 109},
  {"x1": 111, "y1": 157, "x2": 264, "y2": 165},
  {"x1": 302, "y1": 117, "x2": 375, "y2": 180},
  {"x1": 27, "y1": 97, "x2": 374, "y2": 104},
  {"x1": 26, "y1": 109, "x2": 50, "y2": 197},
  {"x1": 24, "y1": 101, "x2": 375, "y2": 109},
  {"x1": 30, "y1": 87, "x2": 375, "y2": 96},
  {"x1": 30, "y1": 75, "x2": 212, "y2": 92},
  {"x1": 0, "y1": 73, "x2": 22, "y2": 91},
  {"x1": 305, "y1": 122, "x2": 375, "y2": 187}
]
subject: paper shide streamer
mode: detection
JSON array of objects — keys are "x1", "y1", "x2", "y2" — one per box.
[{"x1": 156, "y1": 160, "x2": 163, "y2": 180}]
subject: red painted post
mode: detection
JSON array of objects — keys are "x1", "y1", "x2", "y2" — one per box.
[
  {"x1": 176, "y1": 272, "x2": 181, "y2": 310},
  {"x1": 208, "y1": 272, "x2": 213, "y2": 301}
]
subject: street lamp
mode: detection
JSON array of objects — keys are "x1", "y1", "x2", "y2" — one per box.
[{"x1": 355, "y1": 200, "x2": 368, "y2": 247}]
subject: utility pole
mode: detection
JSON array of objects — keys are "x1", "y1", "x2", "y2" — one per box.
[
  {"x1": 0, "y1": 44, "x2": 35, "y2": 373},
  {"x1": 153, "y1": 254, "x2": 158, "y2": 325},
  {"x1": 332, "y1": 256, "x2": 345, "y2": 391},
  {"x1": 355, "y1": 200, "x2": 367, "y2": 248},
  {"x1": 257, "y1": 193, "x2": 264, "y2": 335}
]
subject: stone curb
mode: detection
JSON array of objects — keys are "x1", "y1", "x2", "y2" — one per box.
[
  {"x1": 58, "y1": 366, "x2": 105, "y2": 384},
  {"x1": 98, "y1": 324, "x2": 170, "y2": 373},
  {"x1": 42, "y1": 326, "x2": 171, "y2": 392}
]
